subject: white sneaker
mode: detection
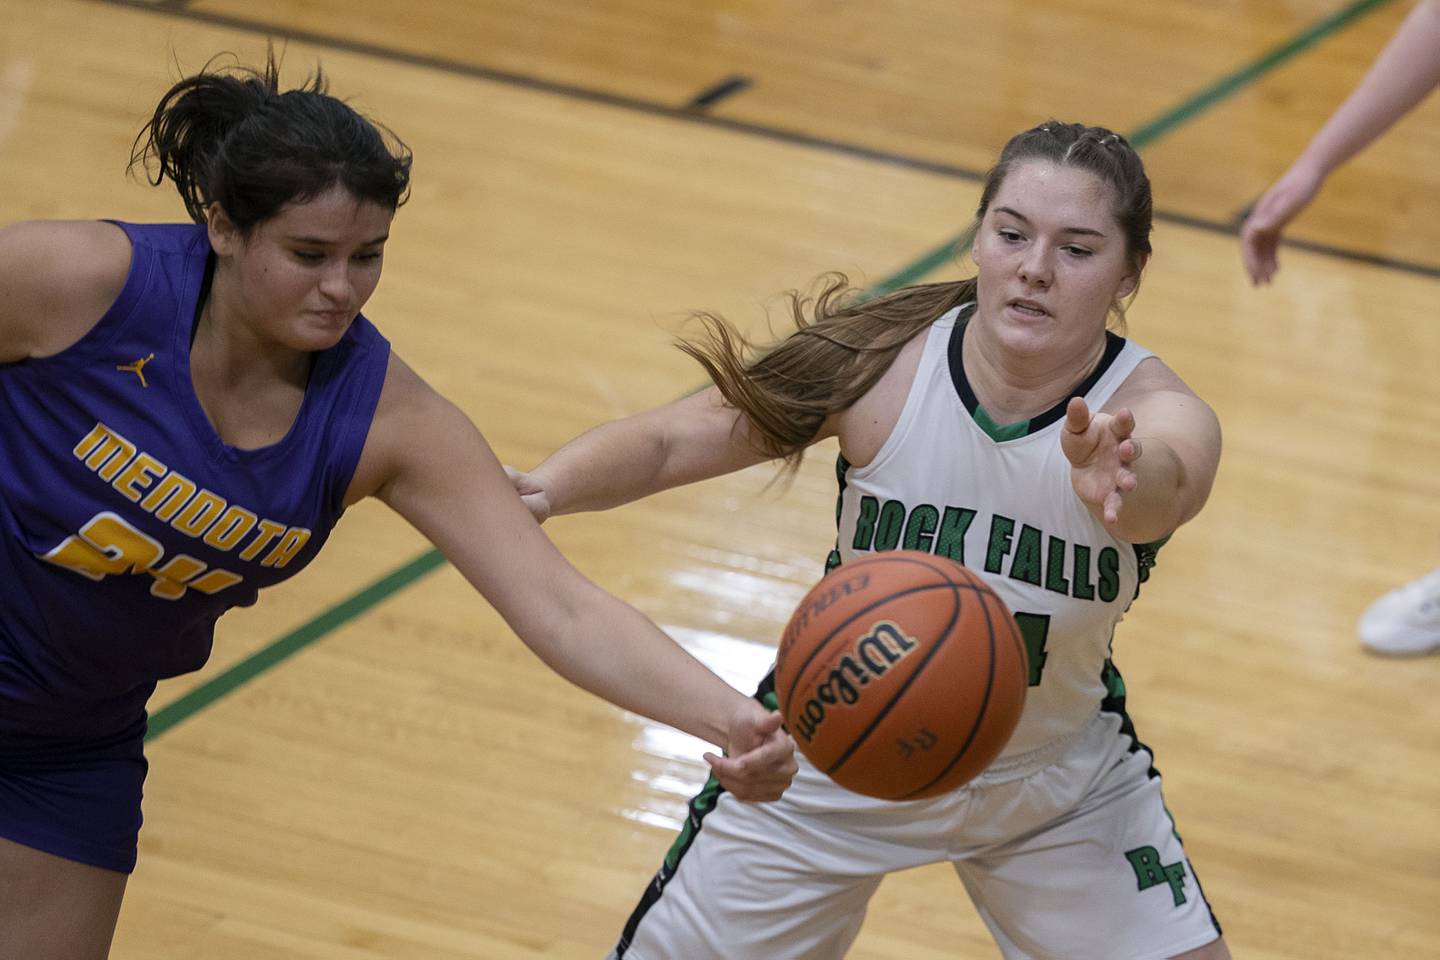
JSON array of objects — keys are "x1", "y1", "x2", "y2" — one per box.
[{"x1": 1357, "y1": 567, "x2": 1440, "y2": 656}]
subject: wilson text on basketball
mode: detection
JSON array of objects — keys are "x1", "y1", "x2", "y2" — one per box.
[{"x1": 791, "y1": 620, "x2": 919, "y2": 744}]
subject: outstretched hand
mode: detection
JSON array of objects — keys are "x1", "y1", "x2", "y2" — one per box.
[
  {"x1": 704, "y1": 701, "x2": 797, "y2": 802},
  {"x1": 1239, "y1": 165, "x2": 1324, "y2": 286},
  {"x1": 1062, "y1": 396, "x2": 1141, "y2": 526},
  {"x1": 503, "y1": 464, "x2": 552, "y2": 523}
]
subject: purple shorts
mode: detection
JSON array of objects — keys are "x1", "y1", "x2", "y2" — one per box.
[{"x1": 0, "y1": 713, "x2": 148, "y2": 873}]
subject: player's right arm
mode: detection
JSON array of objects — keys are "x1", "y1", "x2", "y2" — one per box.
[
  {"x1": 0, "y1": 220, "x2": 132, "y2": 362},
  {"x1": 349, "y1": 356, "x2": 797, "y2": 801},
  {"x1": 1240, "y1": 0, "x2": 1440, "y2": 284},
  {"x1": 510, "y1": 386, "x2": 779, "y2": 522},
  {"x1": 510, "y1": 322, "x2": 929, "y2": 522}
]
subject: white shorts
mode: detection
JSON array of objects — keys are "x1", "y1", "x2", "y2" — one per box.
[{"x1": 610, "y1": 709, "x2": 1222, "y2": 960}]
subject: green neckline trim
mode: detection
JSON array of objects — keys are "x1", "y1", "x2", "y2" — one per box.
[{"x1": 973, "y1": 404, "x2": 1031, "y2": 442}]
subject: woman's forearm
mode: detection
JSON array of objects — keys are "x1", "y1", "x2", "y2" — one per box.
[
  {"x1": 534, "y1": 389, "x2": 771, "y2": 517},
  {"x1": 532, "y1": 416, "x2": 672, "y2": 516},
  {"x1": 1295, "y1": 0, "x2": 1440, "y2": 179}
]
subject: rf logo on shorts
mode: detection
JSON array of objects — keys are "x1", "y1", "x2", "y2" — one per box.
[{"x1": 1125, "y1": 846, "x2": 1188, "y2": 906}]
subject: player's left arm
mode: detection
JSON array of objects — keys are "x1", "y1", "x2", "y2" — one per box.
[
  {"x1": 1063, "y1": 357, "x2": 1221, "y2": 544},
  {"x1": 346, "y1": 353, "x2": 796, "y2": 800}
]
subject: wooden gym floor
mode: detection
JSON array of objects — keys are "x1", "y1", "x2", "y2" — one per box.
[{"x1": 1, "y1": 0, "x2": 1436, "y2": 956}]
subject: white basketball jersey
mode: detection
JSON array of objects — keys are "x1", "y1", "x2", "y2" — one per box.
[{"x1": 831, "y1": 306, "x2": 1161, "y2": 757}]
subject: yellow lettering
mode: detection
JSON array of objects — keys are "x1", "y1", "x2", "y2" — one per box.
[
  {"x1": 111, "y1": 453, "x2": 166, "y2": 503},
  {"x1": 42, "y1": 537, "x2": 114, "y2": 580},
  {"x1": 190, "y1": 569, "x2": 244, "y2": 594},
  {"x1": 171, "y1": 490, "x2": 226, "y2": 537},
  {"x1": 202, "y1": 505, "x2": 258, "y2": 551},
  {"x1": 42, "y1": 512, "x2": 245, "y2": 600},
  {"x1": 43, "y1": 512, "x2": 162, "y2": 579},
  {"x1": 261, "y1": 528, "x2": 311, "y2": 568},
  {"x1": 71, "y1": 423, "x2": 110, "y2": 460},
  {"x1": 79, "y1": 428, "x2": 137, "y2": 481},
  {"x1": 149, "y1": 554, "x2": 207, "y2": 600},
  {"x1": 148, "y1": 556, "x2": 242, "y2": 600},
  {"x1": 141, "y1": 472, "x2": 198, "y2": 521},
  {"x1": 238, "y1": 519, "x2": 287, "y2": 561}
]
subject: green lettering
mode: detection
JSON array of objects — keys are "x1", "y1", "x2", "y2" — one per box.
[
  {"x1": 933, "y1": 506, "x2": 975, "y2": 564},
  {"x1": 1125, "y1": 846, "x2": 1188, "y2": 907},
  {"x1": 853, "y1": 496, "x2": 879, "y2": 550},
  {"x1": 874, "y1": 500, "x2": 906, "y2": 551},
  {"x1": 1014, "y1": 612, "x2": 1050, "y2": 687},
  {"x1": 1072, "y1": 543, "x2": 1094, "y2": 600},
  {"x1": 1009, "y1": 524, "x2": 1042, "y2": 585},
  {"x1": 902, "y1": 504, "x2": 940, "y2": 553},
  {"x1": 985, "y1": 516, "x2": 1015, "y2": 574},
  {"x1": 1098, "y1": 546, "x2": 1120, "y2": 602},
  {"x1": 1044, "y1": 536, "x2": 1070, "y2": 595}
]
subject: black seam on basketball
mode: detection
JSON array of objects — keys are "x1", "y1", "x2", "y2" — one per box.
[
  {"x1": 781, "y1": 580, "x2": 957, "y2": 707},
  {"x1": 821, "y1": 583, "x2": 965, "y2": 778},
  {"x1": 896, "y1": 584, "x2": 1001, "y2": 799},
  {"x1": 779, "y1": 579, "x2": 993, "y2": 710}
]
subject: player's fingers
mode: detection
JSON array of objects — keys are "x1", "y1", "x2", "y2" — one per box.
[
  {"x1": 1258, "y1": 244, "x2": 1279, "y2": 284},
  {"x1": 1240, "y1": 222, "x2": 1278, "y2": 286},
  {"x1": 756, "y1": 727, "x2": 798, "y2": 768},
  {"x1": 1257, "y1": 233, "x2": 1281, "y2": 283},
  {"x1": 703, "y1": 751, "x2": 731, "y2": 771},
  {"x1": 1240, "y1": 239, "x2": 1262, "y2": 286},
  {"x1": 752, "y1": 709, "x2": 784, "y2": 737},
  {"x1": 504, "y1": 465, "x2": 545, "y2": 504},
  {"x1": 703, "y1": 754, "x2": 752, "y2": 797},
  {"x1": 1111, "y1": 407, "x2": 1135, "y2": 438},
  {"x1": 1064, "y1": 395, "x2": 1090, "y2": 433},
  {"x1": 727, "y1": 702, "x2": 782, "y2": 754},
  {"x1": 729, "y1": 726, "x2": 795, "y2": 772},
  {"x1": 725, "y1": 728, "x2": 796, "y2": 769},
  {"x1": 703, "y1": 752, "x2": 790, "y2": 801},
  {"x1": 515, "y1": 492, "x2": 550, "y2": 523}
]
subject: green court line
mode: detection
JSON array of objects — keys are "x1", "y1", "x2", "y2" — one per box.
[
  {"x1": 145, "y1": 549, "x2": 448, "y2": 740},
  {"x1": 143, "y1": 0, "x2": 1394, "y2": 741},
  {"x1": 869, "y1": 0, "x2": 1399, "y2": 295}
]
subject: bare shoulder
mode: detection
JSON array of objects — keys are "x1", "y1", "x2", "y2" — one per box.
[
  {"x1": 346, "y1": 352, "x2": 471, "y2": 505},
  {"x1": 0, "y1": 220, "x2": 133, "y2": 361},
  {"x1": 1109, "y1": 355, "x2": 1222, "y2": 463},
  {"x1": 829, "y1": 323, "x2": 932, "y2": 467},
  {"x1": 1107, "y1": 355, "x2": 1205, "y2": 408}
]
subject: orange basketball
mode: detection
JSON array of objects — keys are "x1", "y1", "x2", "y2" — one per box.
[{"x1": 775, "y1": 550, "x2": 1028, "y2": 801}]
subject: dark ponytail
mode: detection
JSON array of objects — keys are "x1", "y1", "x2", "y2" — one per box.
[{"x1": 130, "y1": 49, "x2": 411, "y2": 231}]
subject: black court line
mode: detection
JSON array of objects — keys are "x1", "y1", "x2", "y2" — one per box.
[
  {"x1": 686, "y1": 75, "x2": 752, "y2": 112},
  {"x1": 93, "y1": 0, "x2": 979, "y2": 180},
  {"x1": 1161, "y1": 208, "x2": 1440, "y2": 279},
  {"x1": 92, "y1": 0, "x2": 1434, "y2": 280}
]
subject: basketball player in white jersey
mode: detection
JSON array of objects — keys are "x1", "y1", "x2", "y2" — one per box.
[{"x1": 508, "y1": 121, "x2": 1228, "y2": 960}]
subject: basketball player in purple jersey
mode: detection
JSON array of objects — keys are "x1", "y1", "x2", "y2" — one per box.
[{"x1": 0, "y1": 53, "x2": 796, "y2": 958}]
